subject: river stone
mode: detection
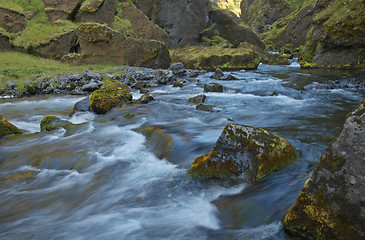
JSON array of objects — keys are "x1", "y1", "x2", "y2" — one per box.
[
  {"x1": 81, "y1": 82, "x2": 99, "y2": 92},
  {"x1": 188, "y1": 123, "x2": 296, "y2": 182},
  {"x1": 139, "y1": 94, "x2": 155, "y2": 104},
  {"x1": 188, "y1": 94, "x2": 207, "y2": 104},
  {"x1": 204, "y1": 82, "x2": 223, "y2": 93},
  {"x1": 155, "y1": 69, "x2": 175, "y2": 84},
  {"x1": 169, "y1": 62, "x2": 186, "y2": 76},
  {"x1": 196, "y1": 103, "x2": 213, "y2": 112},
  {"x1": 262, "y1": 54, "x2": 290, "y2": 65},
  {"x1": 284, "y1": 100, "x2": 365, "y2": 239},
  {"x1": 40, "y1": 116, "x2": 71, "y2": 132},
  {"x1": 0, "y1": 115, "x2": 22, "y2": 138},
  {"x1": 89, "y1": 80, "x2": 132, "y2": 114},
  {"x1": 73, "y1": 97, "x2": 90, "y2": 112}
]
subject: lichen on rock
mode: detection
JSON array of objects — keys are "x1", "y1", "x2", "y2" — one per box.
[
  {"x1": 89, "y1": 80, "x2": 132, "y2": 114},
  {"x1": 283, "y1": 99, "x2": 365, "y2": 239},
  {"x1": 188, "y1": 123, "x2": 296, "y2": 182}
]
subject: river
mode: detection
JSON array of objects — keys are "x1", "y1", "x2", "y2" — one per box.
[{"x1": 1, "y1": 61, "x2": 364, "y2": 239}]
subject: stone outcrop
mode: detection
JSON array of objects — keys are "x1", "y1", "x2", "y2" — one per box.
[
  {"x1": 0, "y1": 116, "x2": 22, "y2": 138},
  {"x1": 119, "y1": 3, "x2": 171, "y2": 47},
  {"x1": 284, "y1": 100, "x2": 365, "y2": 239},
  {"x1": 89, "y1": 80, "x2": 132, "y2": 114},
  {"x1": 132, "y1": 0, "x2": 211, "y2": 48},
  {"x1": 172, "y1": 43, "x2": 261, "y2": 70},
  {"x1": 76, "y1": 0, "x2": 117, "y2": 26},
  {"x1": 43, "y1": 0, "x2": 84, "y2": 22},
  {"x1": 188, "y1": 123, "x2": 296, "y2": 182},
  {"x1": 0, "y1": 7, "x2": 26, "y2": 33},
  {"x1": 73, "y1": 23, "x2": 170, "y2": 68},
  {"x1": 202, "y1": 7, "x2": 264, "y2": 49},
  {"x1": 240, "y1": 0, "x2": 291, "y2": 34},
  {"x1": 262, "y1": 54, "x2": 290, "y2": 65}
]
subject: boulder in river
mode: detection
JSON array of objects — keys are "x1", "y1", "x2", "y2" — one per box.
[
  {"x1": 73, "y1": 97, "x2": 90, "y2": 113},
  {"x1": 40, "y1": 116, "x2": 71, "y2": 132},
  {"x1": 189, "y1": 123, "x2": 296, "y2": 182},
  {"x1": 204, "y1": 82, "x2": 223, "y2": 93},
  {"x1": 89, "y1": 80, "x2": 132, "y2": 114},
  {"x1": 0, "y1": 115, "x2": 22, "y2": 138},
  {"x1": 188, "y1": 95, "x2": 207, "y2": 104},
  {"x1": 262, "y1": 54, "x2": 290, "y2": 65},
  {"x1": 283, "y1": 100, "x2": 365, "y2": 239}
]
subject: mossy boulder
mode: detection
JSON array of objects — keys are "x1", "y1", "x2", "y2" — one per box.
[
  {"x1": 171, "y1": 44, "x2": 261, "y2": 71},
  {"x1": 204, "y1": 82, "x2": 223, "y2": 93},
  {"x1": 284, "y1": 100, "x2": 365, "y2": 239},
  {"x1": 196, "y1": 103, "x2": 214, "y2": 112},
  {"x1": 40, "y1": 115, "x2": 71, "y2": 132},
  {"x1": 89, "y1": 80, "x2": 132, "y2": 114},
  {"x1": 189, "y1": 123, "x2": 296, "y2": 182},
  {"x1": 262, "y1": 54, "x2": 290, "y2": 65},
  {"x1": 75, "y1": 23, "x2": 170, "y2": 68},
  {"x1": 188, "y1": 94, "x2": 207, "y2": 104},
  {"x1": 0, "y1": 115, "x2": 22, "y2": 138},
  {"x1": 77, "y1": 0, "x2": 116, "y2": 26}
]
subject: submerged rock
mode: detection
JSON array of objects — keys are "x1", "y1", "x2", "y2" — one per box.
[
  {"x1": 189, "y1": 123, "x2": 296, "y2": 182},
  {"x1": 284, "y1": 100, "x2": 365, "y2": 239},
  {"x1": 89, "y1": 80, "x2": 132, "y2": 114},
  {"x1": 0, "y1": 115, "x2": 22, "y2": 138},
  {"x1": 172, "y1": 44, "x2": 261, "y2": 70},
  {"x1": 196, "y1": 103, "x2": 214, "y2": 112},
  {"x1": 40, "y1": 116, "x2": 71, "y2": 132}
]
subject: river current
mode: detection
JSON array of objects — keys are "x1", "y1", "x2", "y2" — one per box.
[{"x1": 1, "y1": 61, "x2": 364, "y2": 239}]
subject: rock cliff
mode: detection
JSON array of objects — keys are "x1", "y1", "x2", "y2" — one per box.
[{"x1": 284, "y1": 100, "x2": 365, "y2": 239}]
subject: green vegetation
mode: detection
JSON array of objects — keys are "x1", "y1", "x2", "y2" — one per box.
[{"x1": 0, "y1": 51, "x2": 126, "y2": 93}]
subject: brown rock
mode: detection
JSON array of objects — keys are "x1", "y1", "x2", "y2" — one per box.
[{"x1": 0, "y1": 8, "x2": 26, "y2": 33}]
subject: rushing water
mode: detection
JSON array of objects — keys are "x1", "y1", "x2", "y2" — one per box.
[{"x1": 1, "y1": 62, "x2": 364, "y2": 239}]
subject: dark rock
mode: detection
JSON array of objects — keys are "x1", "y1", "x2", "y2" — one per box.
[
  {"x1": 172, "y1": 80, "x2": 184, "y2": 88},
  {"x1": 0, "y1": 32, "x2": 12, "y2": 51},
  {"x1": 0, "y1": 115, "x2": 22, "y2": 138},
  {"x1": 73, "y1": 97, "x2": 90, "y2": 112},
  {"x1": 220, "y1": 74, "x2": 237, "y2": 80},
  {"x1": 81, "y1": 82, "x2": 99, "y2": 92},
  {"x1": 84, "y1": 72, "x2": 103, "y2": 81},
  {"x1": 76, "y1": 0, "x2": 117, "y2": 27},
  {"x1": 188, "y1": 123, "x2": 296, "y2": 182},
  {"x1": 169, "y1": 62, "x2": 186, "y2": 76},
  {"x1": 23, "y1": 81, "x2": 36, "y2": 95},
  {"x1": 196, "y1": 103, "x2": 213, "y2": 112},
  {"x1": 0, "y1": 8, "x2": 26, "y2": 33},
  {"x1": 139, "y1": 94, "x2": 155, "y2": 104},
  {"x1": 69, "y1": 73, "x2": 85, "y2": 81},
  {"x1": 204, "y1": 82, "x2": 223, "y2": 92},
  {"x1": 188, "y1": 94, "x2": 207, "y2": 104},
  {"x1": 211, "y1": 68, "x2": 224, "y2": 79},
  {"x1": 155, "y1": 69, "x2": 175, "y2": 84},
  {"x1": 132, "y1": 81, "x2": 148, "y2": 90},
  {"x1": 284, "y1": 100, "x2": 365, "y2": 239}
]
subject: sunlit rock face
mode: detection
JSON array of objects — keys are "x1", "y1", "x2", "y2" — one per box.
[{"x1": 284, "y1": 100, "x2": 365, "y2": 239}]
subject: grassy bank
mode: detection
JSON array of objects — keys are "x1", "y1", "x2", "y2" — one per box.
[{"x1": 0, "y1": 52, "x2": 125, "y2": 93}]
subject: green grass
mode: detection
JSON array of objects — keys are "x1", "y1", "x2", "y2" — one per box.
[{"x1": 0, "y1": 52, "x2": 126, "y2": 93}]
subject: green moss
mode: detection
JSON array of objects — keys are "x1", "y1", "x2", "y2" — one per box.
[
  {"x1": 122, "y1": 113, "x2": 135, "y2": 119},
  {"x1": 112, "y1": 16, "x2": 134, "y2": 37},
  {"x1": 80, "y1": 0, "x2": 104, "y2": 13},
  {"x1": 89, "y1": 80, "x2": 132, "y2": 114},
  {"x1": 77, "y1": 23, "x2": 114, "y2": 43},
  {"x1": 40, "y1": 115, "x2": 70, "y2": 132},
  {"x1": 0, "y1": 115, "x2": 22, "y2": 138}
]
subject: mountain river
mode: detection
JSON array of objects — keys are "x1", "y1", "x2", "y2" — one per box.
[{"x1": 1, "y1": 61, "x2": 364, "y2": 239}]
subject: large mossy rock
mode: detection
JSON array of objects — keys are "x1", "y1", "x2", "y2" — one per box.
[
  {"x1": 202, "y1": 7, "x2": 264, "y2": 49},
  {"x1": 74, "y1": 23, "x2": 170, "y2": 68},
  {"x1": 189, "y1": 123, "x2": 296, "y2": 182},
  {"x1": 0, "y1": 116, "x2": 22, "y2": 138},
  {"x1": 0, "y1": 32, "x2": 11, "y2": 51},
  {"x1": 284, "y1": 100, "x2": 365, "y2": 239},
  {"x1": 262, "y1": 54, "x2": 290, "y2": 65},
  {"x1": 172, "y1": 43, "x2": 261, "y2": 71},
  {"x1": 89, "y1": 80, "x2": 132, "y2": 114},
  {"x1": 76, "y1": 0, "x2": 117, "y2": 26}
]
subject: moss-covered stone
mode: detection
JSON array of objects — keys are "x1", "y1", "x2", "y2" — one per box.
[
  {"x1": 189, "y1": 123, "x2": 296, "y2": 182},
  {"x1": 262, "y1": 54, "x2": 290, "y2": 65},
  {"x1": 89, "y1": 80, "x2": 132, "y2": 114},
  {"x1": 196, "y1": 103, "x2": 214, "y2": 112},
  {"x1": 40, "y1": 115, "x2": 71, "y2": 132},
  {"x1": 0, "y1": 115, "x2": 22, "y2": 138},
  {"x1": 172, "y1": 44, "x2": 261, "y2": 71},
  {"x1": 284, "y1": 100, "x2": 365, "y2": 239},
  {"x1": 80, "y1": 0, "x2": 104, "y2": 13}
]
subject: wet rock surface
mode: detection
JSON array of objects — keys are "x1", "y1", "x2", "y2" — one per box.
[{"x1": 284, "y1": 100, "x2": 365, "y2": 239}]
